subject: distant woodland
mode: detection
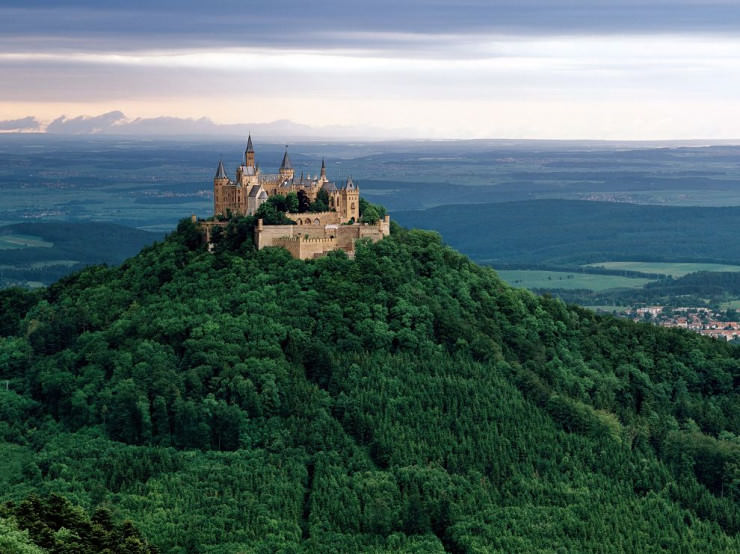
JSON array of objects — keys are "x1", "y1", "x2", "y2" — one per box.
[{"x1": 395, "y1": 200, "x2": 740, "y2": 265}]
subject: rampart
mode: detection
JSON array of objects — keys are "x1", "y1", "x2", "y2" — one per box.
[
  {"x1": 197, "y1": 215, "x2": 390, "y2": 260},
  {"x1": 256, "y1": 215, "x2": 390, "y2": 259},
  {"x1": 273, "y1": 236, "x2": 338, "y2": 260},
  {"x1": 288, "y1": 212, "x2": 341, "y2": 226}
]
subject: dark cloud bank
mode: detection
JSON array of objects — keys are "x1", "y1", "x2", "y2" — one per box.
[{"x1": 2, "y1": 1, "x2": 740, "y2": 53}]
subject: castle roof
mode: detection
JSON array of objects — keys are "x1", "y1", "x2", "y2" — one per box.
[
  {"x1": 246, "y1": 134, "x2": 254, "y2": 153},
  {"x1": 322, "y1": 181, "x2": 338, "y2": 192},
  {"x1": 215, "y1": 160, "x2": 227, "y2": 179},
  {"x1": 342, "y1": 177, "x2": 356, "y2": 191},
  {"x1": 248, "y1": 184, "x2": 265, "y2": 198},
  {"x1": 280, "y1": 149, "x2": 292, "y2": 170}
]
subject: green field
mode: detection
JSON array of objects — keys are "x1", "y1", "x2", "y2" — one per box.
[
  {"x1": 496, "y1": 270, "x2": 653, "y2": 291},
  {"x1": 585, "y1": 261, "x2": 740, "y2": 277},
  {"x1": 0, "y1": 233, "x2": 53, "y2": 249}
]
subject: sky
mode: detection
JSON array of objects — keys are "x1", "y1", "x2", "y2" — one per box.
[{"x1": 2, "y1": 1, "x2": 740, "y2": 139}]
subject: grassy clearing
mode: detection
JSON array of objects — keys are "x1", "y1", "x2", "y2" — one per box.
[
  {"x1": 0, "y1": 234, "x2": 53, "y2": 249},
  {"x1": 585, "y1": 261, "x2": 740, "y2": 278},
  {"x1": 496, "y1": 270, "x2": 653, "y2": 292}
]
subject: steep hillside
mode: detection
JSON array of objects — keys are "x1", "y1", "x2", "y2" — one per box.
[{"x1": 0, "y1": 218, "x2": 738, "y2": 552}]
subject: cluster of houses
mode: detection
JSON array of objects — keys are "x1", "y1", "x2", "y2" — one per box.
[{"x1": 628, "y1": 306, "x2": 740, "y2": 341}]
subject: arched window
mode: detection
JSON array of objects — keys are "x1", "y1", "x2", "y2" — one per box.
[{"x1": 314, "y1": 218, "x2": 320, "y2": 225}]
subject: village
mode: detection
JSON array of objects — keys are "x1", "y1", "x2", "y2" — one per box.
[{"x1": 627, "y1": 305, "x2": 740, "y2": 342}]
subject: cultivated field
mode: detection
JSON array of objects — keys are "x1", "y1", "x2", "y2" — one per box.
[
  {"x1": 585, "y1": 261, "x2": 740, "y2": 278},
  {"x1": 0, "y1": 233, "x2": 53, "y2": 249},
  {"x1": 496, "y1": 270, "x2": 653, "y2": 291}
]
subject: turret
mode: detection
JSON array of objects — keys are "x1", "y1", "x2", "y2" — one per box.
[
  {"x1": 214, "y1": 160, "x2": 228, "y2": 183},
  {"x1": 213, "y1": 160, "x2": 229, "y2": 216},
  {"x1": 279, "y1": 146, "x2": 294, "y2": 180},
  {"x1": 245, "y1": 134, "x2": 255, "y2": 168},
  {"x1": 320, "y1": 158, "x2": 327, "y2": 182}
]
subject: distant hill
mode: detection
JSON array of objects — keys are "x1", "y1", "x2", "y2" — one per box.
[
  {"x1": 0, "y1": 218, "x2": 737, "y2": 551},
  {"x1": 394, "y1": 199, "x2": 740, "y2": 265},
  {"x1": 0, "y1": 222, "x2": 161, "y2": 287}
]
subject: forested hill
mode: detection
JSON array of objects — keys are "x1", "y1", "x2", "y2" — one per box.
[
  {"x1": 0, "y1": 217, "x2": 739, "y2": 552},
  {"x1": 394, "y1": 199, "x2": 740, "y2": 265}
]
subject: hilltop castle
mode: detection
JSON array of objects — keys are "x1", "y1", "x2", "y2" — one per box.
[
  {"x1": 213, "y1": 135, "x2": 359, "y2": 223},
  {"x1": 203, "y1": 136, "x2": 390, "y2": 259}
]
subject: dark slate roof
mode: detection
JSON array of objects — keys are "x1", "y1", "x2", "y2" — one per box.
[
  {"x1": 215, "y1": 160, "x2": 227, "y2": 179},
  {"x1": 322, "y1": 181, "x2": 338, "y2": 192},
  {"x1": 343, "y1": 177, "x2": 355, "y2": 190},
  {"x1": 280, "y1": 149, "x2": 292, "y2": 170},
  {"x1": 321, "y1": 158, "x2": 326, "y2": 169},
  {"x1": 246, "y1": 134, "x2": 254, "y2": 153},
  {"x1": 248, "y1": 185, "x2": 264, "y2": 197}
]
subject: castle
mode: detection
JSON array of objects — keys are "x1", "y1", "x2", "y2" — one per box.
[
  {"x1": 213, "y1": 135, "x2": 359, "y2": 222},
  {"x1": 204, "y1": 136, "x2": 390, "y2": 259}
]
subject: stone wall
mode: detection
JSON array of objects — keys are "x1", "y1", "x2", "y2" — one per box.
[
  {"x1": 273, "y1": 236, "x2": 338, "y2": 260},
  {"x1": 288, "y1": 212, "x2": 341, "y2": 226}
]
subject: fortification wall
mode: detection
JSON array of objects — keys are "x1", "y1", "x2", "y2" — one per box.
[
  {"x1": 197, "y1": 219, "x2": 229, "y2": 243},
  {"x1": 274, "y1": 236, "x2": 338, "y2": 260},
  {"x1": 255, "y1": 216, "x2": 391, "y2": 258},
  {"x1": 289, "y1": 212, "x2": 341, "y2": 226}
]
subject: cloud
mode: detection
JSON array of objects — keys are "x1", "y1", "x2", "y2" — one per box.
[
  {"x1": 46, "y1": 111, "x2": 126, "y2": 134},
  {"x1": 41, "y1": 111, "x2": 395, "y2": 139},
  {"x1": 0, "y1": 116, "x2": 40, "y2": 131}
]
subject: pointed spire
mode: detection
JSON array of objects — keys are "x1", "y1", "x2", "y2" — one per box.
[
  {"x1": 320, "y1": 158, "x2": 327, "y2": 179},
  {"x1": 215, "y1": 160, "x2": 227, "y2": 179},
  {"x1": 280, "y1": 145, "x2": 292, "y2": 170},
  {"x1": 321, "y1": 158, "x2": 325, "y2": 170},
  {"x1": 246, "y1": 134, "x2": 254, "y2": 153}
]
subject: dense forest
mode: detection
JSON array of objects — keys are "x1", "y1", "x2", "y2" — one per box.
[{"x1": 0, "y1": 215, "x2": 739, "y2": 552}]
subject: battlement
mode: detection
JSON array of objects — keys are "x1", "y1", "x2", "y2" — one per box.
[
  {"x1": 255, "y1": 214, "x2": 390, "y2": 259},
  {"x1": 276, "y1": 236, "x2": 336, "y2": 244}
]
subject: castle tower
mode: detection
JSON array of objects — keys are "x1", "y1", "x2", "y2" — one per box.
[
  {"x1": 245, "y1": 134, "x2": 255, "y2": 168},
  {"x1": 341, "y1": 177, "x2": 360, "y2": 222},
  {"x1": 213, "y1": 160, "x2": 230, "y2": 216},
  {"x1": 279, "y1": 146, "x2": 294, "y2": 180},
  {"x1": 319, "y1": 158, "x2": 327, "y2": 183}
]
